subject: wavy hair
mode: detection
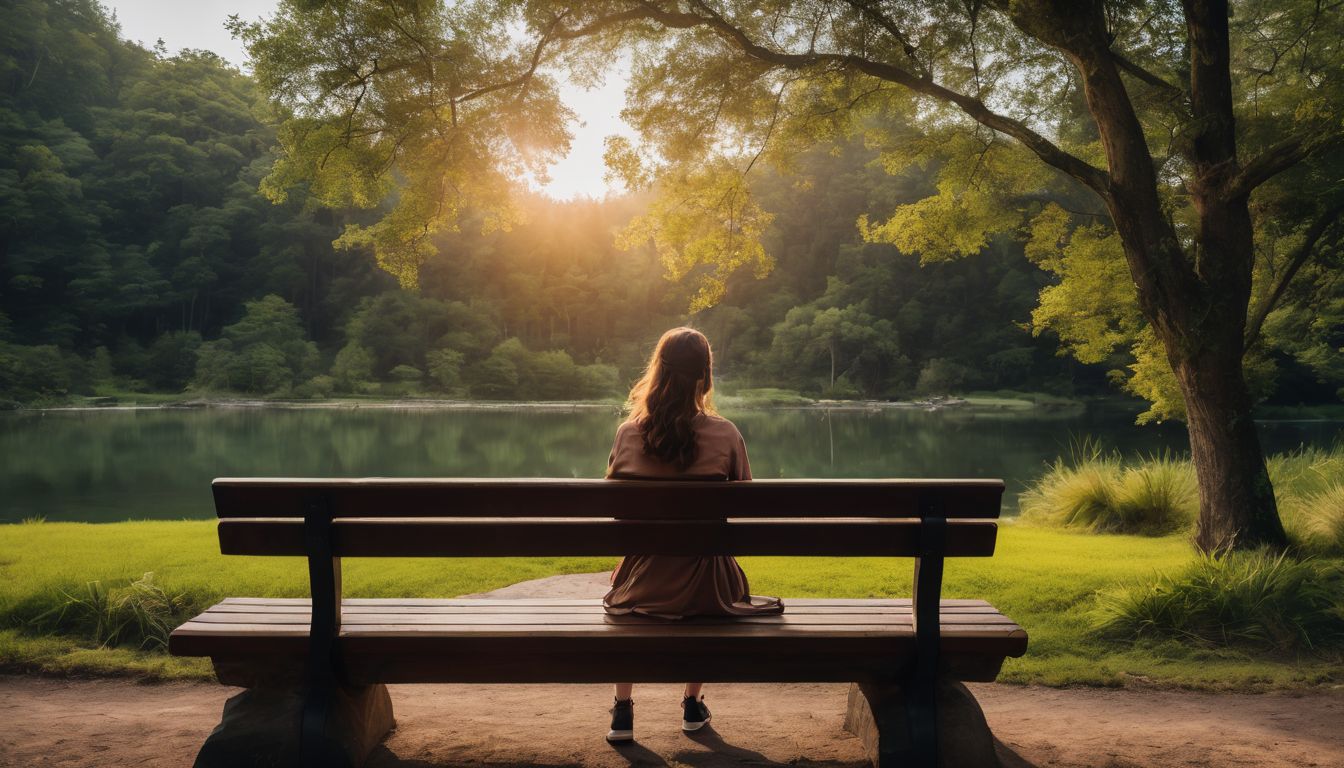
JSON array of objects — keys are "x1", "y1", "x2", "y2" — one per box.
[{"x1": 626, "y1": 327, "x2": 716, "y2": 470}]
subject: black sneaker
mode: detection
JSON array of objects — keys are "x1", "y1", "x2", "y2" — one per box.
[
  {"x1": 607, "y1": 698, "x2": 634, "y2": 742},
  {"x1": 682, "y1": 695, "x2": 711, "y2": 732}
]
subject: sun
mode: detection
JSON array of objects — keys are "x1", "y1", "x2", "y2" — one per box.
[{"x1": 533, "y1": 68, "x2": 638, "y2": 202}]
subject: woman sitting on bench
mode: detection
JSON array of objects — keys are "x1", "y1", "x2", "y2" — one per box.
[{"x1": 602, "y1": 326, "x2": 784, "y2": 743}]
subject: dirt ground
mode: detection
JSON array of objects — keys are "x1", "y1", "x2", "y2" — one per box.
[{"x1": 3, "y1": 573, "x2": 1342, "y2": 768}]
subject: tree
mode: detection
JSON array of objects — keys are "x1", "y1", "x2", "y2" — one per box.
[
  {"x1": 194, "y1": 294, "x2": 317, "y2": 393},
  {"x1": 237, "y1": 0, "x2": 1344, "y2": 551}
]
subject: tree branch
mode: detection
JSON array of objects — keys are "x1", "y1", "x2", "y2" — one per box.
[
  {"x1": 1110, "y1": 48, "x2": 1186, "y2": 102},
  {"x1": 1244, "y1": 200, "x2": 1344, "y2": 349},
  {"x1": 1224, "y1": 131, "x2": 1339, "y2": 201},
  {"x1": 606, "y1": 1, "x2": 1111, "y2": 197}
]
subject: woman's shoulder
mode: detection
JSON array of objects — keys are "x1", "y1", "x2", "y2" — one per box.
[{"x1": 694, "y1": 412, "x2": 743, "y2": 437}]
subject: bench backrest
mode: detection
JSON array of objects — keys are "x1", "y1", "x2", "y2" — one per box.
[{"x1": 212, "y1": 478, "x2": 1003, "y2": 557}]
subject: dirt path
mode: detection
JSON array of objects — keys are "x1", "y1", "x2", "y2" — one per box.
[{"x1": 3, "y1": 574, "x2": 1342, "y2": 768}]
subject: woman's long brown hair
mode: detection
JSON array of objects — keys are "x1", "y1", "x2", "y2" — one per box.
[{"x1": 626, "y1": 327, "x2": 716, "y2": 470}]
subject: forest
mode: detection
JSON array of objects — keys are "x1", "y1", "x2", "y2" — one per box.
[{"x1": 1, "y1": 0, "x2": 1340, "y2": 410}]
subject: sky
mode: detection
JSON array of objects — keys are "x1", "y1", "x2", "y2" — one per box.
[{"x1": 101, "y1": 0, "x2": 634, "y2": 200}]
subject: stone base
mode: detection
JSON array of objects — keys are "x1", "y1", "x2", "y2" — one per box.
[
  {"x1": 843, "y1": 680, "x2": 999, "y2": 768},
  {"x1": 194, "y1": 683, "x2": 395, "y2": 768}
]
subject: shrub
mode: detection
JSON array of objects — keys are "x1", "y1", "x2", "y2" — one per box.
[
  {"x1": 294, "y1": 374, "x2": 335, "y2": 399},
  {"x1": 0, "y1": 342, "x2": 70, "y2": 401},
  {"x1": 389, "y1": 364, "x2": 423, "y2": 383},
  {"x1": 1020, "y1": 443, "x2": 1196, "y2": 535},
  {"x1": 426, "y1": 348, "x2": 465, "y2": 392},
  {"x1": 1094, "y1": 550, "x2": 1344, "y2": 652},
  {"x1": 146, "y1": 331, "x2": 203, "y2": 390},
  {"x1": 331, "y1": 342, "x2": 375, "y2": 393}
]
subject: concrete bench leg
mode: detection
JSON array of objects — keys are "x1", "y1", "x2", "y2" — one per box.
[
  {"x1": 844, "y1": 681, "x2": 999, "y2": 768},
  {"x1": 193, "y1": 683, "x2": 394, "y2": 768}
]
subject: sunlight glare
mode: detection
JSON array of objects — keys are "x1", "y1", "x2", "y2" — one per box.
[{"x1": 533, "y1": 64, "x2": 638, "y2": 201}]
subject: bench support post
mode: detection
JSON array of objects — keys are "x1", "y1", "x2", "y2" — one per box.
[
  {"x1": 908, "y1": 505, "x2": 946, "y2": 768},
  {"x1": 303, "y1": 494, "x2": 349, "y2": 768}
]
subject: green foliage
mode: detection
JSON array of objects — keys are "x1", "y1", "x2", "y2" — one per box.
[
  {"x1": 331, "y1": 343, "x2": 375, "y2": 394},
  {"x1": 1095, "y1": 551, "x2": 1344, "y2": 652},
  {"x1": 426, "y1": 349, "x2": 466, "y2": 392},
  {"x1": 0, "y1": 342, "x2": 72, "y2": 401},
  {"x1": 192, "y1": 295, "x2": 317, "y2": 394},
  {"x1": 468, "y1": 338, "x2": 618, "y2": 400},
  {"x1": 231, "y1": 0, "x2": 570, "y2": 287},
  {"x1": 145, "y1": 332, "x2": 202, "y2": 391}
]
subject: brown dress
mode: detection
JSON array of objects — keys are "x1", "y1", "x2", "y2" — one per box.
[{"x1": 602, "y1": 412, "x2": 785, "y2": 620}]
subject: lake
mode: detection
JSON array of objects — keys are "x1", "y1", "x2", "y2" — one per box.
[{"x1": 1, "y1": 404, "x2": 1340, "y2": 523}]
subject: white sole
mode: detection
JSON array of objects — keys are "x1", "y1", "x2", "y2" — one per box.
[
  {"x1": 606, "y1": 729, "x2": 633, "y2": 742},
  {"x1": 682, "y1": 717, "x2": 710, "y2": 732}
]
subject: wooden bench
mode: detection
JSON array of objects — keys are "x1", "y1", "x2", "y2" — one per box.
[{"x1": 169, "y1": 478, "x2": 1027, "y2": 768}]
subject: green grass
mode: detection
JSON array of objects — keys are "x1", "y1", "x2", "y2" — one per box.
[{"x1": 2, "y1": 521, "x2": 1341, "y2": 689}]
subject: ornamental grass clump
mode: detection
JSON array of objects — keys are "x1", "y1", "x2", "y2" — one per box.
[
  {"x1": 1280, "y1": 483, "x2": 1344, "y2": 556},
  {"x1": 26, "y1": 572, "x2": 194, "y2": 650},
  {"x1": 1019, "y1": 440, "x2": 1196, "y2": 535},
  {"x1": 1094, "y1": 550, "x2": 1344, "y2": 653},
  {"x1": 1270, "y1": 446, "x2": 1344, "y2": 555}
]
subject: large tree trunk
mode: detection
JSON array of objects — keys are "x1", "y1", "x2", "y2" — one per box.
[{"x1": 1169, "y1": 345, "x2": 1287, "y2": 551}]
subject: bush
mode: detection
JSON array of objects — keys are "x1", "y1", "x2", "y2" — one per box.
[
  {"x1": 0, "y1": 342, "x2": 71, "y2": 401},
  {"x1": 1094, "y1": 550, "x2": 1344, "y2": 652},
  {"x1": 294, "y1": 374, "x2": 335, "y2": 399},
  {"x1": 1020, "y1": 442, "x2": 1196, "y2": 535},
  {"x1": 426, "y1": 348, "x2": 465, "y2": 392},
  {"x1": 146, "y1": 331, "x2": 202, "y2": 390},
  {"x1": 331, "y1": 342, "x2": 375, "y2": 393},
  {"x1": 467, "y1": 338, "x2": 618, "y2": 400}
]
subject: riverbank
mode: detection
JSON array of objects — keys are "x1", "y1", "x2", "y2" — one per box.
[
  {"x1": 1, "y1": 521, "x2": 1340, "y2": 690},
  {"x1": 11, "y1": 388, "x2": 1093, "y2": 413}
]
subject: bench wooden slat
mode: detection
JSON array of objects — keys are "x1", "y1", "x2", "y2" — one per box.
[
  {"x1": 212, "y1": 478, "x2": 1005, "y2": 520},
  {"x1": 202, "y1": 604, "x2": 1007, "y2": 615},
  {"x1": 217, "y1": 517, "x2": 999, "y2": 557},
  {"x1": 185, "y1": 612, "x2": 1021, "y2": 626},
  {"x1": 170, "y1": 622, "x2": 1026, "y2": 643},
  {"x1": 214, "y1": 597, "x2": 996, "y2": 607}
]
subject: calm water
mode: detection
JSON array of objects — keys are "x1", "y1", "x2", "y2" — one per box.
[{"x1": 1, "y1": 405, "x2": 1340, "y2": 523}]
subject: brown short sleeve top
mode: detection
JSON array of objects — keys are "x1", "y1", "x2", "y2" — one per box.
[{"x1": 605, "y1": 412, "x2": 751, "y2": 481}]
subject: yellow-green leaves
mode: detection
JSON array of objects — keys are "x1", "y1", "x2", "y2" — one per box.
[
  {"x1": 617, "y1": 162, "x2": 774, "y2": 312},
  {"x1": 859, "y1": 134, "x2": 1046, "y2": 262},
  {"x1": 1026, "y1": 204, "x2": 1141, "y2": 365},
  {"x1": 238, "y1": 0, "x2": 569, "y2": 288}
]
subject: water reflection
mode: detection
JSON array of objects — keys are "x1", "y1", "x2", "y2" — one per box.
[{"x1": 0, "y1": 406, "x2": 1339, "y2": 522}]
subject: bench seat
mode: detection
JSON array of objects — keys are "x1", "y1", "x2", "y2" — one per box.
[{"x1": 171, "y1": 597, "x2": 1027, "y2": 685}]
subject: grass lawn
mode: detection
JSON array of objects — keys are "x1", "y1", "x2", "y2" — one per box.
[{"x1": 1, "y1": 521, "x2": 1339, "y2": 689}]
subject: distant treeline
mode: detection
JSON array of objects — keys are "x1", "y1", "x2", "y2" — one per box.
[{"x1": 1, "y1": 1, "x2": 1338, "y2": 407}]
